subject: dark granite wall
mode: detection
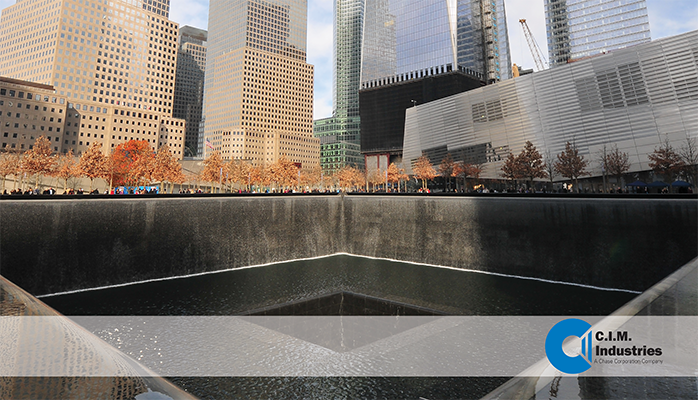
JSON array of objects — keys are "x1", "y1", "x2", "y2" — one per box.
[{"x1": 1, "y1": 195, "x2": 695, "y2": 295}]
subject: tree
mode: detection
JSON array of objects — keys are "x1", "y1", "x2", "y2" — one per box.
[
  {"x1": 438, "y1": 153, "x2": 456, "y2": 192},
  {"x1": 335, "y1": 166, "x2": 363, "y2": 191},
  {"x1": 518, "y1": 141, "x2": 548, "y2": 189},
  {"x1": 544, "y1": 150, "x2": 556, "y2": 191},
  {"x1": 248, "y1": 164, "x2": 268, "y2": 192},
  {"x1": 554, "y1": 141, "x2": 589, "y2": 193},
  {"x1": 53, "y1": 150, "x2": 80, "y2": 192},
  {"x1": 678, "y1": 137, "x2": 698, "y2": 185},
  {"x1": 367, "y1": 168, "x2": 384, "y2": 192},
  {"x1": 453, "y1": 161, "x2": 478, "y2": 192},
  {"x1": 7, "y1": 150, "x2": 23, "y2": 190},
  {"x1": 201, "y1": 150, "x2": 226, "y2": 192},
  {"x1": 22, "y1": 136, "x2": 55, "y2": 189},
  {"x1": 648, "y1": 138, "x2": 683, "y2": 189},
  {"x1": 227, "y1": 159, "x2": 253, "y2": 191},
  {"x1": 387, "y1": 162, "x2": 407, "y2": 192},
  {"x1": 110, "y1": 140, "x2": 156, "y2": 187},
  {"x1": 78, "y1": 142, "x2": 107, "y2": 191},
  {"x1": 300, "y1": 164, "x2": 323, "y2": 190},
  {"x1": 412, "y1": 155, "x2": 437, "y2": 191},
  {"x1": 152, "y1": 144, "x2": 184, "y2": 193},
  {"x1": 0, "y1": 150, "x2": 21, "y2": 192},
  {"x1": 266, "y1": 156, "x2": 299, "y2": 191},
  {"x1": 501, "y1": 141, "x2": 547, "y2": 190},
  {"x1": 602, "y1": 144, "x2": 631, "y2": 190},
  {"x1": 500, "y1": 153, "x2": 521, "y2": 188}
]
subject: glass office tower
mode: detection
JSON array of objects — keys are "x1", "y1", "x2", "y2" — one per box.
[
  {"x1": 545, "y1": 0, "x2": 651, "y2": 66},
  {"x1": 314, "y1": 0, "x2": 365, "y2": 173},
  {"x1": 361, "y1": 0, "x2": 511, "y2": 84}
]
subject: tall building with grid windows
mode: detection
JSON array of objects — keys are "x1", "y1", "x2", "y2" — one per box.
[
  {"x1": 0, "y1": 0, "x2": 186, "y2": 158},
  {"x1": 173, "y1": 25, "x2": 206, "y2": 157},
  {"x1": 202, "y1": 0, "x2": 319, "y2": 167},
  {"x1": 313, "y1": 0, "x2": 364, "y2": 173},
  {"x1": 545, "y1": 0, "x2": 651, "y2": 67}
]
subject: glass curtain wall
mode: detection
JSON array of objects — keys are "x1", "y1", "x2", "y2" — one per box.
[
  {"x1": 361, "y1": 0, "x2": 511, "y2": 85},
  {"x1": 545, "y1": 0, "x2": 651, "y2": 66}
]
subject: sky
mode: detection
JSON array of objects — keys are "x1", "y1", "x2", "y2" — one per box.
[{"x1": 1, "y1": 0, "x2": 696, "y2": 120}]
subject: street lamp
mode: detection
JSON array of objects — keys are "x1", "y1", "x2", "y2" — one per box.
[{"x1": 410, "y1": 100, "x2": 417, "y2": 107}]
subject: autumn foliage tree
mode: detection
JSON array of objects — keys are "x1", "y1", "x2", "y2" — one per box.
[
  {"x1": 22, "y1": 136, "x2": 56, "y2": 189},
  {"x1": 500, "y1": 153, "x2": 521, "y2": 186},
  {"x1": 544, "y1": 151, "x2": 556, "y2": 190},
  {"x1": 54, "y1": 150, "x2": 80, "y2": 192},
  {"x1": 367, "y1": 168, "x2": 384, "y2": 192},
  {"x1": 500, "y1": 141, "x2": 547, "y2": 189},
  {"x1": 300, "y1": 163, "x2": 323, "y2": 190},
  {"x1": 0, "y1": 150, "x2": 21, "y2": 192},
  {"x1": 387, "y1": 162, "x2": 407, "y2": 192},
  {"x1": 453, "y1": 161, "x2": 480, "y2": 191},
  {"x1": 152, "y1": 144, "x2": 185, "y2": 193},
  {"x1": 200, "y1": 150, "x2": 226, "y2": 192},
  {"x1": 554, "y1": 141, "x2": 589, "y2": 192},
  {"x1": 678, "y1": 137, "x2": 698, "y2": 184},
  {"x1": 599, "y1": 144, "x2": 631, "y2": 189},
  {"x1": 78, "y1": 142, "x2": 107, "y2": 191},
  {"x1": 518, "y1": 141, "x2": 547, "y2": 188},
  {"x1": 648, "y1": 139, "x2": 683, "y2": 188},
  {"x1": 110, "y1": 140, "x2": 156, "y2": 187},
  {"x1": 438, "y1": 153, "x2": 456, "y2": 191},
  {"x1": 412, "y1": 155, "x2": 437, "y2": 190},
  {"x1": 266, "y1": 156, "x2": 300, "y2": 190},
  {"x1": 335, "y1": 165, "x2": 363, "y2": 191},
  {"x1": 227, "y1": 159, "x2": 253, "y2": 191}
]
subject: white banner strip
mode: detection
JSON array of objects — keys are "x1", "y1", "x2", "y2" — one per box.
[{"x1": 1, "y1": 316, "x2": 696, "y2": 377}]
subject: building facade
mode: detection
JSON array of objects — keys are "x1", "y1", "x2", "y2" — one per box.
[
  {"x1": 0, "y1": 0, "x2": 186, "y2": 158},
  {"x1": 0, "y1": 77, "x2": 67, "y2": 152},
  {"x1": 545, "y1": 0, "x2": 652, "y2": 67},
  {"x1": 361, "y1": 0, "x2": 511, "y2": 85},
  {"x1": 403, "y1": 30, "x2": 698, "y2": 183},
  {"x1": 202, "y1": 0, "x2": 319, "y2": 167},
  {"x1": 173, "y1": 26, "x2": 207, "y2": 158},
  {"x1": 360, "y1": 67, "x2": 484, "y2": 166},
  {"x1": 313, "y1": 0, "x2": 364, "y2": 173}
]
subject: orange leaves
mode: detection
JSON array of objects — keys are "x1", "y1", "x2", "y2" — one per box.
[
  {"x1": 110, "y1": 140, "x2": 155, "y2": 187},
  {"x1": 412, "y1": 155, "x2": 437, "y2": 189},
  {"x1": 22, "y1": 136, "x2": 55, "y2": 180}
]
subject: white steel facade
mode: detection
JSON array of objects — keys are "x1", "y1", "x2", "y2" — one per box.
[{"x1": 403, "y1": 31, "x2": 698, "y2": 180}]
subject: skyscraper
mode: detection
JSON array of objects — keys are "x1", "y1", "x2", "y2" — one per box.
[
  {"x1": 0, "y1": 0, "x2": 186, "y2": 157},
  {"x1": 313, "y1": 0, "x2": 364, "y2": 173},
  {"x1": 357, "y1": 0, "x2": 501, "y2": 169},
  {"x1": 173, "y1": 26, "x2": 207, "y2": 157},
  {"x1": 545, "y1": 0, "x2": 652, "y2": 67},
  {"x1": 202, "y1": 0, "x2": 319, "y2": 167},
  {"x1": 361, "y1": 0, "x2": 512, "y2": 85}
]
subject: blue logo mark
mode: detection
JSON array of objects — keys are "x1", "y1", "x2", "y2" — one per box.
[{"x1": 545, "y1": 318, "x2": 593, "y2": 374}]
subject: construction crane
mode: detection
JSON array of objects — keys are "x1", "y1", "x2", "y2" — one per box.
[{"x1": 519, "y1": 19, "x2": 548, "y2": 72}]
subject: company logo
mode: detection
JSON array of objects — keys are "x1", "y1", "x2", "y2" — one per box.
[{"x1": 545, "y1": 318, "x2": 593, "y2": 374}]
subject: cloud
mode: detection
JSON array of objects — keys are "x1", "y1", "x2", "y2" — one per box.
[
  {"x1": 647, "y1": 0, "x2": 698, "y2": 40},
  {"x1": 169, "y1": 0, "x2": 209, "y2": 30}
]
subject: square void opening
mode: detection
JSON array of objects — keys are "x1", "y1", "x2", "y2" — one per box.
[{"x1": 239, "y1": 292, "x2": 446, "y2": 352}]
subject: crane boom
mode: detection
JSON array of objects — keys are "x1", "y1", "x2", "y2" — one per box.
[{"x1": 519, "y1": 19, "x2": 547, "y2": 71}]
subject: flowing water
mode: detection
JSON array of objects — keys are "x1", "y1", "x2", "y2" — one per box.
[{"x1": 42, "y1": 255, "x2": 639, "y2": 399}]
